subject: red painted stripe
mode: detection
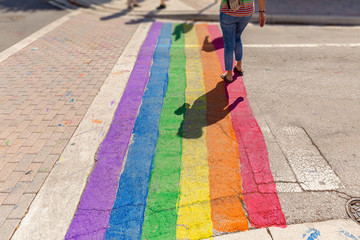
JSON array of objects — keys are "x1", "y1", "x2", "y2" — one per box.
[{"x1": 207, "y1": 24, "x2": 286, "y2": 228}]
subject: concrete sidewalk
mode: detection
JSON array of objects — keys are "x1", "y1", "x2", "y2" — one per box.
[{"x1": 60, "y1": 0, "x2": 360, "y2": 25}]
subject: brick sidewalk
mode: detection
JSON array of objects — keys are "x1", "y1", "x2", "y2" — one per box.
[{"x1": 0, "y1": 12, "x2": 137, "y2": 239}]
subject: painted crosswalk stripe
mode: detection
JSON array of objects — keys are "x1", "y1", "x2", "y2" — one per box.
[
  {"x1": 176, "y1": 24, "x2": 213, "y2": 239},
  {"x1": 208, "y1": 24, "x2": 286, "y2": 228},
  {"x1": 141, "y1": 23, "x2": 186, "y2": 239},
  {"x1": 65, "y1": 22, "x2": 291, "y2": 239},
  {"x1": 105, "y1": 22, "x2": 172, "y2": 239},
  {"x1": 195, "y1": 23, "x2": 249, "y2": 232},
  {"x1": 273, "y1": 126, "x2": 342, "y2": 191},
  {"x1": 65, "y1": 22, "x2": 161, "y2": 239}
]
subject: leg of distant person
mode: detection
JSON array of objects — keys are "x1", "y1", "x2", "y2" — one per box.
[
  {"x1": 157, "y1": 0, "x2": 166, "y2": 9},
  {"x1": 133, "y1": 0, "x2": 140, "y2": 7}
]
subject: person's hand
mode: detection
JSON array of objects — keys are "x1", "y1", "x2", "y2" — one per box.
[{"x1": 259, "y1": 12, "x2": 266, "y2": 27}]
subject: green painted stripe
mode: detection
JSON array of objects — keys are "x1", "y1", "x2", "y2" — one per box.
[{"x1": 141, "y1": 23, "x2": 186, "y2": 239}]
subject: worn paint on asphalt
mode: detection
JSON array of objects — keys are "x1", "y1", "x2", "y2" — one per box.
[
  {"x1": 65, "y1": 22, "x2": 162, "y2": 239},
  {"x1": 66, "y1": 22, "x2": 286, "y2": 239},
  {"x1": 208, "y1": 24, "x2": 286, "y2": 229}
]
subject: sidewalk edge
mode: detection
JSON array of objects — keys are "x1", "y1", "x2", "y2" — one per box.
[{"x1": 125, "y1": 11, "x2": 360, "y2": 25}]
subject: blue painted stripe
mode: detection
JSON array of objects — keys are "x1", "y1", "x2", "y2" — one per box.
[{"x1": 105, "y1": 22, "x2": 173, "y2": 240}]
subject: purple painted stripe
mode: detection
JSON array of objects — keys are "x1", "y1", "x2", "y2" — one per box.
[{"x1": 65, "y1": 22, "x2": 163, "y2": 240}]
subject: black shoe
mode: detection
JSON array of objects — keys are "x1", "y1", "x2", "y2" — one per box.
[
  {"x1": 133, "y1": 3, "x2": 140, "y2": 7},
  {"x1": 233, "y1": 66, "x2": 244, "y2": 76},
  {"x1": 157, "y1": 4, "x2": 166, "y2": 9},
  {"x1": 220, "y1": 74, "x2": 234, "y2": 83}
]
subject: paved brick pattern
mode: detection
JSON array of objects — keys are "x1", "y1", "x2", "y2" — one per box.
[{"x1": 0, "y1": 12, "x2": 137, "y2": 239}]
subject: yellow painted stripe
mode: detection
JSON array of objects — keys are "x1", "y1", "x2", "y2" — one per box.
[{"x1": 176, "y1": 24, "x2": 213, "y2": 240}]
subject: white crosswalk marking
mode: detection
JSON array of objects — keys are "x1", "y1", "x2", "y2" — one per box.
[{"x1": 275, "y1": 126, "x2": 342, "y2": 191}]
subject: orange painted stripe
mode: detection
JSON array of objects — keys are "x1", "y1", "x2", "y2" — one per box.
[
  {"x1": 195, "y1": 24, "x2": 249, "y2": 232},
  {"x1": 207, "y1": 24, "x2": 286, "y2": 228}
]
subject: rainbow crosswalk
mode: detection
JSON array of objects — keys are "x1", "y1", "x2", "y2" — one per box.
[{"x1": 65, "y1": 22, "x2": 286, "y2": 240}]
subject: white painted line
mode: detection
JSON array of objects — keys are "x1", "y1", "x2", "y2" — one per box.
[
  {"x1": 275, "y1": 182, "x2": 303, "y2": 193},
  {"x1": 255, "y1": 117, "x2": 300, "y2": 191},
  {"x1": 12, "y1": 22, "x2": 152, "y2": 240},
  {"x1": 0, "y1": 11, "x2": 80, "y2": 63},
  {"x1": 244, "y1": 43, "x2": 360, "y2": 48},
  {"x1": 275, "y1": 126, "x2": 342, "y2": 191}
]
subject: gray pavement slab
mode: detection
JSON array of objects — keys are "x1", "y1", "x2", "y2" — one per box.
[{"x1": 242, "y1": 22, "x2": 360, "y2": 224}]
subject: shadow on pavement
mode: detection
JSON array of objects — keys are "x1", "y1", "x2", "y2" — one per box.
[
  {"x1": 173, "y1": 23, "x2": 193, "y2": 41},
  {"x1": 100, "y1": 8, "x2": 132, "y2": 20},
  {"x1": 0, "y1": 0, "x2": 63, "y2": 12},
  {"x1": 202, "y1": 35, "x2": 223, "y2": 52},
  {"x1": 175, "y1": 81, "x2": 243, "y2": 139},
  {"x1": 124, "y1": 18, "x2": 154, "y2": 25},
  {"x1": 197, "y1": 1, "x2": 217, "y2": 14},
  {"x1": 99, "y1": 0, "x2": 146, "y2": 21},
  {"x1": 99, "y1": 0, "x2": 157, "y2": 22},
  {"x1": 122, "y1": 21, "x2": 192, "y2": 41}
]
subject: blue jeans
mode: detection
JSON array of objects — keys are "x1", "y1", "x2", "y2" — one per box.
[{"x1": 220, "y1": 12, "x2": 251, "y2": 71}]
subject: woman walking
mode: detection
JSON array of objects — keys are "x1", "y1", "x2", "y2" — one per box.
[{"x1": 220, "y1": 0, "x2": 266, "y2": 82}]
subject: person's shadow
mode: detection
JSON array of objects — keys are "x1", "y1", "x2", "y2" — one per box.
[
  {"x1": 202, "y1": 36, "x2": 223, "y2": 52},
  {"x1": 175, "y1": 81, "x2": 243, "y2": 139},
  {"x1": 173, "y1": 23, "x2": 193, "y2": 41}
]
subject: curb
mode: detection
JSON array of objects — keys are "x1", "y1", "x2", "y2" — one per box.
[
  {"x1": 127, "y1": 11, "x2": 360, "y2": 25},
  {"x1": 47, "y1": 0, "x2": 360, "y2": 25},
  {"x1": 48, "y1": 0, "x2": 78, "y2": 10}
]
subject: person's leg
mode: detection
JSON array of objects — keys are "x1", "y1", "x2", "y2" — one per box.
[
  {"x1": 220, "y1": 12, "x2": 236, "y2": 80},
  {"x1": 157, "y1": 0, "x2": 166, "y2": 9},
  {"x1": 127, "y1": 0, "x2": 131, "y2": 8},
  {"x1": 133, "y1": 0, "x2": 140, "y2": 7},
  {"x1": 234, "y1": 15, "x2": 251, "y2": 71}
]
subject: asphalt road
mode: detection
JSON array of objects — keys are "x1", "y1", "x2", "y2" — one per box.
[
  {"x1": 242, "y1": 23, "x2": 360, "y2": 224},
  {"x1": 0, "y1": 0, "x2": 69, "y2": 51}
]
